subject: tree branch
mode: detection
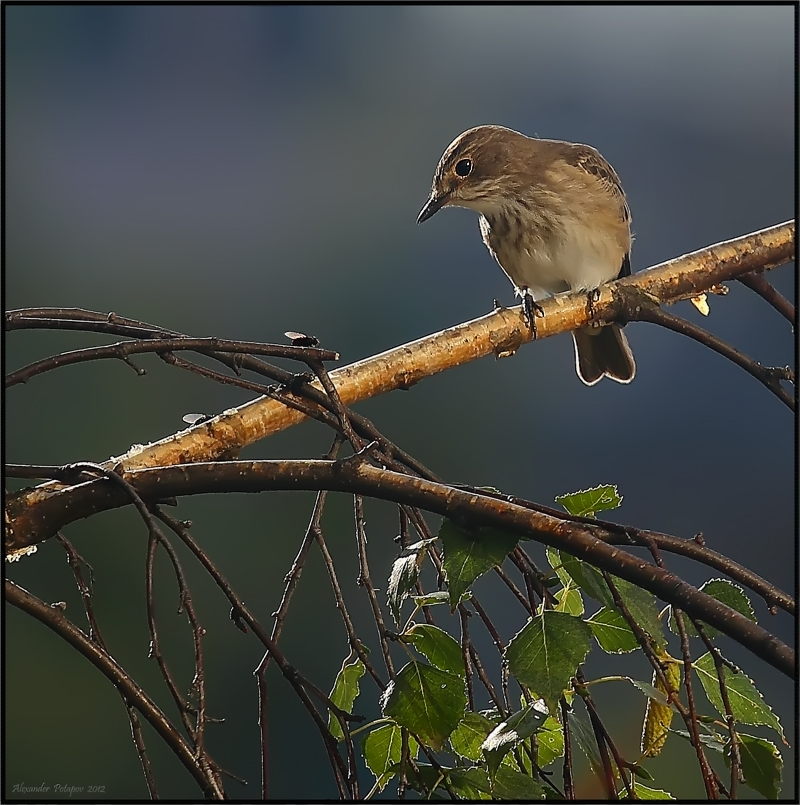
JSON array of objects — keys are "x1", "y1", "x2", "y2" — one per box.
[
  {"x1": 6, "y1": 458, "x2": 794, "y2": 677},
  {"x1": 737, "y1": 272, "x2": 795, "y2": 324},
  {"x1": 4, "y1": 580, "x2": 225, "y2": 799},
  {"x1": 7, "y1": 223, "x2": 787, "y2": 483}
]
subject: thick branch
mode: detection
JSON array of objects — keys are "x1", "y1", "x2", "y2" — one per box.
[{"x1": 6, "y1": 458, "x2": 794, "y2": 678}]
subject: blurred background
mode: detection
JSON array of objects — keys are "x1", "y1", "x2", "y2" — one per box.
[{"x1": 5, "y1": 5, "x2": 795, "y2": 800}]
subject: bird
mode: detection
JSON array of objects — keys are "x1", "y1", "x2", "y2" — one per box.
[{"x1": 417, "y1": 124, "x2": 635, "y2": 385}]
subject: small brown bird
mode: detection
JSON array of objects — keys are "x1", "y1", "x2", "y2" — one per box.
[{"x1": 417, "y1": 125, "x2": 635, "y2": 385}]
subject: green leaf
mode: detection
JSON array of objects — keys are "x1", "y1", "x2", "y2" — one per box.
[
  {"x1": 557, "y1": 551, "x2": 610, "y2": 602},
  {"x1": 387, "y1": 538, "x2": 435, "y2": 624},
  {"x1": 399, "y1": 764, "x2": 503, "y2": 800},
  {"x1": 380, "y1": 661, "x2": 467, "y2": 751},
  {"x1": 555, "y1": 484, "x2": 622, "y2": 517},
  {"x1": 362, "y1": 723, "x2": 418, "y2": 790},
  {"x1": 694, "y1": 653, "x2": 785, "y2": 742},
  {"x1": 587, "y1": 607, "x2": 639, "y2": 653},
  {"x1": 568, "y1": 701, "x2": 604, "y2": 779},
  {"x1": 481, "y1": 700, "x2": 549, "y2": 778},
  {"x1": 505, "y1": 611, "x2": 592, "y2": 714},
  {"x1": 447, "y1": 763, "x2": 546, "y2": 800},
  {"x1": 402, "y1": 623, "x2": 465, "y2": 678},
  {"x1": 546, "y1": 546, "x2": 573, "y2": 588},
  {"x1": 672, "y1": 728, "x2": 727, "y2": 753},
  {"x1": 392, "y1": 762, "x2": 447, "y2": 798},
  {"x1": 440, "y1": 520, "x2": 520, "y2": 609},
  {"x1": 558, "y1": 551, "x2": 665, "y2": 648},
  {"x1": 629, "y1": 763, "x2": 654, "y2": 781},
  {"x1": 450, "y1": 711, "x2": 495, "y2": 761},
  {"x1": 500, "y1": 747, "x2": 531, "y2": 773},
  {"x1": 555, "y1": 585, "x2": 585, "y2": 616},
  {"x1": 669, "y1": 579, "x2": 756, "y2": 639},
  {"x1": 446, "y1": 767, "x2": 493, "y2": 800},
  {"x1": 493, "y1": 765, "x2": 545, "y2": 800},
  {"x1": 536, "y1": 716, "x2": 564, "y2": 767},
  {"x1": 618, "y1": 781, "x2": 676, "y2": 800},
  {"x1": 609, "y1": 579, "x2": 665, "y2": 648},
  {"x1": 629, "y1": 679, "x2": 671, "y2": 707},
  {"x1": 725, "y1": 733, "x2": 783, "y2": 799},
  {"x1": 327, "y1": 652, "x2": 365, "y2": 741}
]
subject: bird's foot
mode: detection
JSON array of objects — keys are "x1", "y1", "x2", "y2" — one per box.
[
  {"x1": 521, "y1": 289, "x2": 545, "y2": 338},
  {"x1": 586, "y1": 288, "x2": 602, "y2": 327}
]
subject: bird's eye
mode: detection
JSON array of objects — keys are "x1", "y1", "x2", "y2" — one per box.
[{"x1": 454, "y1": 158, "x2": 473, "y2": 178}]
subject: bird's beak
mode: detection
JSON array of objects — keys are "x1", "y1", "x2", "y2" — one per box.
[{"x1": 417, "y1": 191, "x2": 450, "y2": 224}]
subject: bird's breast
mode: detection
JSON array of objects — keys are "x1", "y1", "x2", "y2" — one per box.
[{"x1": 480, "y1": 209, "x2": 627, "y2": 298}]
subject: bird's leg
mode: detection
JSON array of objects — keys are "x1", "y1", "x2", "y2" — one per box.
[
  {"x1": 521, "y1": 287, "x2": 545, "y2": 338},
  {"x1": 586, "y1": 288, "x2": 602, "y2": 327}
]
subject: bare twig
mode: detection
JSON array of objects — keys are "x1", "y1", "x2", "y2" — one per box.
[
  {"x1": 631, "y1": 299, "x2": 794, "y2": 410},
  {"x1": 4, "y1": 580, "x2": 224, "y2": 799},
  {"x1": 738, "y1": 272, "x2": 795, "y2": 324},
  {"x1": 560, "y1": 696, "x2": 574, "y2": 800},
  {"x1": 354, "y1": 495, "x2": 396, "y2": 678}
]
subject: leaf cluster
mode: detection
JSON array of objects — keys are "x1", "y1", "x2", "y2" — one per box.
[{"x1": 327, "y1": 486, "x2": 787, "y2": 800}]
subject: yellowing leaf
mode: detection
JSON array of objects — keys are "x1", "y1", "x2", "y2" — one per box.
[
  {"x1": 641, "y1": 655, "x2": 681, "y2": 757},
  {"x1": 690, "y1": 294, "x2": 710, "y2": 315}
]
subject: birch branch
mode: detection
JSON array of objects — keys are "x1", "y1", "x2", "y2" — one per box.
[
  {"x1": 5, "y1": 222, "x2": 794, "y2": 559},
  {"x1": 93, "y1": 221, "x2": 798, "y2": 472}
]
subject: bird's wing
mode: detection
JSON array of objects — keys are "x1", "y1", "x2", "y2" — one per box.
[{"x1": 573, "y1": 148, "x2": 631, "y2": 225}]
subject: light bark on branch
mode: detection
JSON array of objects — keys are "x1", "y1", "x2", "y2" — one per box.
[
  {"x1": 6, "y1": 222, "x2": 795, "y2": 558},
  {"x1": 80, "y1": 222, "x2": 800, "y2": 470}
]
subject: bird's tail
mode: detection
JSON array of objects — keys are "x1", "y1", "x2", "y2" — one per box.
[{"x1": 572, "y1": 324, "x2": 636, "y2": 386}]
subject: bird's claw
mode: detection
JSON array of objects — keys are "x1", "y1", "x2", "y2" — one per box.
[
  {"x1": 522, "y1": 291, "x2": 545, "y2": 338},
  {"x1": 586, "y1": 288, "x2": 602, "y2": 325}
]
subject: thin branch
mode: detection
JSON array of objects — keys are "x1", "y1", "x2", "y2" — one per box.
[
  {"x1": 673, "y1": 608, "x2": 722, "y2": 795},
  {"x1": 311, "y1": 513, "x2": 387, "y2": 691},
  {"x1": 693, "y1": 619, "x2": 744, "y2": 798},
  {"x1": 600, "y1": 573, "x2": 718, "y2": 799},
  {"x1": 458, "y1": 606, "x2": 474, "y2": 710},
  {"x1": 631, "y1": 299, "x2": 794, "y2": 410},
  {"x1": 5, "y1": 336, "x2": 338, "y2": 388},
  {"x1": 259, "y1": 437, "x2": 343, "y2": 674},
  {"x1": 738, "y1": 272, "x2": 795, "y2": 323},
  {"x1": 4, "y1": 580, "x2": 223, "y2": 799},
  {"x1": 354, "y1": 495, "x2": 395, "y2": 678},
  {"x1": 560, "y1": 696, "x2": 574, "y2": 800},
  {"x1": 57, "y1": 534, "x2": 160, "y2": 797},
  {"x1": 5, "y1": 308, "x2": 440, "y2": 482},
  {"x1": 643, "y1": 537, "x2": 716, "y2": 796},
  {"x1": 150, "y1": 508, "x2": 354, "y2": 795},
  {"x1": 576, "y1": 680, "x2": 618, "y2": 800}
]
